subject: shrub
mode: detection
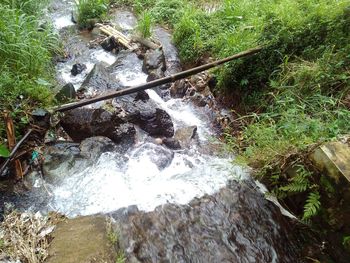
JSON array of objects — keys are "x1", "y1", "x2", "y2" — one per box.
[{"x1": 76, "y1": 0, "x2": 109, "y2": 29}]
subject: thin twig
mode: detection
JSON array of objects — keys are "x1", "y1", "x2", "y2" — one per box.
[{"x1": 0, "y1": 129, "x2": 33, "y2": 176}]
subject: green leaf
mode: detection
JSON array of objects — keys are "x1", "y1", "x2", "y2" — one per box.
[
  {"x1": 302, "y1": 191, "x2": 321, "y2": 221},
  {"x1": 0, "y1": 144, "x2": 10, "y2": 158},
  {"x1": 35, "y1": 78, "x2": 51, "y2": 86}
]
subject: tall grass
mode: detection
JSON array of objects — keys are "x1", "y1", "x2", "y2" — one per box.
[
  {"x1": 136, "y1": 11, "x2": 152, "y2": 38},
  {"x1": 76, "y1": 0, "x2": 109, "y2": 29},
  {"x1": 0, "y1": 1, "x2": 58, "y2": 142}
]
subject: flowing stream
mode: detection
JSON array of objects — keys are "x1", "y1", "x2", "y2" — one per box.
[{"x1": 8, "y1": 1, "x2": 303, "y2": 261}]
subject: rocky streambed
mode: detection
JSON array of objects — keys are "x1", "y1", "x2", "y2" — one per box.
[{"x1": 1, "y1": 1, "x2": 304, "y2": 262}]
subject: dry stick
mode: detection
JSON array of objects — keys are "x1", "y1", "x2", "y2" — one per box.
[
  {"x1": 4, "y1": 112, "x2": 23, "y2": 179},
  {"x1": 54, "y1": 46, "x2": 263, "y2": 113},
  {"x1": 0, "y1": 129, "x2": 33, "y2": 176}
]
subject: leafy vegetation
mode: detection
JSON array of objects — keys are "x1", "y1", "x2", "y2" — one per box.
[
  {"x1": 136, "y1": 11, "x2": 152, "y2": 38},
  {"x1": 0, "y1": 0, "x2": 58, "y2": 143},
  {"x1": 0, "y1": 145, "x2": 10, "y2": 158},
  {"x1": 76, "y1": 0, "x2": 109, "y2": 29}
]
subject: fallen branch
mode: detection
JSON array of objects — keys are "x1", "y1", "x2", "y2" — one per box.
[
  {"x1": 0, "y1": 129, "x2": 33, "y2": 177},
  {"x1": 53, "y1": 46, "x2": 263, "y2": 112}
]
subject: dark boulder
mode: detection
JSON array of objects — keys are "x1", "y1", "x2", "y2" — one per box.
[
  {"x1": 134, "y1": 91, "x2": 150, "y2": 102},
  {"x1": 78, "y1": 63, "x2": 119, "y2": 94},
  {"x1": 143, "y1": 49, "x2": 164, "y2": 70},
  {"x1": 101, "y1": 36, "x2": 120, "y2": 53},
  {"x1": 60, "y1": 108, "x2": 136, "y2": 145},
  {"x1": 110, "y1": 181, "x2": 301, "y2": 263},
  {"x1": 141, "y1": 108, "x2": 174, "y2": 138},
  {"x1": 162, "y1": 138, "x2": 181, "y2": 150},
  {"x1": 80, "y1": 136, "x2": 116, "y2": 159},
  {"x1": 117, "y1": 100, "x2": 174, "y2": 138},
  {"x1": 71, "y1": 63, "x2": 87, "y2": 76}
]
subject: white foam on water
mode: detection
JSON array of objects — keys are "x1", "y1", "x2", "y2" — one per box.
[
  {"x1": 91, "y1": 49, "x2": 118, "y2": 66},
  {"x1": 54, "y1": 15, "x2": 74, "y2": 30},
  {"x1": 47, "y1": 150, "x2": 246, "y2": 217},
  {"x1": 147, "y1": 90, "x2": 210, "y2": 139},
  {"x1": 56, "y1": 49, "x2": 117, "y2": 89}
]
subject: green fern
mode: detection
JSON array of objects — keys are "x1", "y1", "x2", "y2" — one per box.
[
  {"x1": 279, "y1": 165, "x2": 311, "y2": 193},
  {"x1": 302, "y1": 191, "x2": 321, "y2": 221}
]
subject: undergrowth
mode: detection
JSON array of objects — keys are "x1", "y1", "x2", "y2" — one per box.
[
  {"x1": 0, "y1": 1, "x2": 58, "y2": 146},
  {"x1": 76, "y1": 0, "x2": 109, "y2": 29}
]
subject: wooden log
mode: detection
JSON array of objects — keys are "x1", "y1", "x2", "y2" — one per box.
[
  {"x1": 53, "y1": 46, "x2": 263, "y2": 112},
  {"x1": 131, "y1": 35, "x2": 161, "y2": 50}
]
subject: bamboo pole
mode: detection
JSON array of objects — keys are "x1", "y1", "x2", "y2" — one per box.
[
  {"x1": 97, "y1": 24, "x2": 133, "y2": 49},
  {"x1": 53, "y1": 46, "x2": 263, "y2": 112}
]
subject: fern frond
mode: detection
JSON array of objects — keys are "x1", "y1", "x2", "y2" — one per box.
[
  {"x1": 280, "y1": 181, "x2": 308, "y2": 192},
  {"x1": 279, "y1": 165, "x2": 311, "y2": 193},
  {"x1": 302, "y1": 191, "x2": 321, "y2": 221}
]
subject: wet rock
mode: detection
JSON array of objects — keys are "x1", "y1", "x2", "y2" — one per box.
[
  {"x1": 162, "y1": 138, "x2": 181, "y2": 150},
  {"x1": 132, "y1": 143, "x2": 174, "y2": 170},
  {"x1": 140, "y1": 108, "x2": 174, "y2": 138},
  {"x1": 153, "y1": 27, "x2": 182, "y2": 76},
  {"x1": 143, "y1": 48, "x2": 165, "y2": 79},
  {"x1": 190, "y1": 93, "x2": 208, "y2": 107},
  {"x1": 79, "y1": 63, "x2": 119, "y2": 94},
  {"x1": 80, "y1": 136, "x2": 116, "y2": 159},
  {"x1": 170, "y1": 79, "x2": 190, "y2": 98},
  {"x1": 108, "y1": 50, "x2": 147, "y2": 87},
  {"x1": 144, "y1": 49, "x2": 164, "y2": 70},
  {"x1": 60, "y1": 108, "x2": 136, "y2": 145},
  {"x1": 110, "y1": 180, "x2": 301, "y2": 263},
  {"x1": 42, "y1": 143, "x2": 84, "y2": 183},
  {"x1": 195, "y1": 79, "x2": 207, "y2": 92},
  {"x1": 71, "y1": 63, "x2": 87, "y2": 76},
  {"x1": 118, "y1": 100, "x2": 174, "y2": 138},
  {"x1": 112, "y1": 123, "x2": 136, "y2": 151},
  {"x1": 55, "y1": 83, "x2": 76, "y2": 103},
  {"x1": 134, "y1": 91, "x2": 150, "y2": 102},
  {"x1": 101, "y1": 36, "x2": 120, "y2": 53},
  {"x1": 175, "y1": 126, "x2": 198, "y2": 148}
]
